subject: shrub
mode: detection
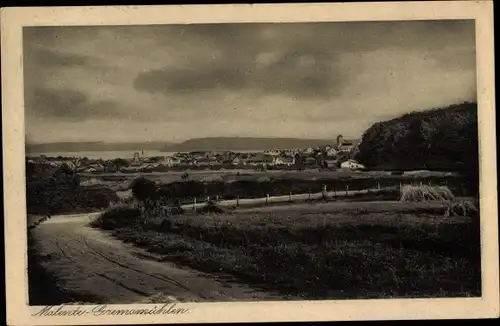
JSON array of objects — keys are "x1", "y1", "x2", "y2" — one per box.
[
  {"x1": 199, "y1": 200, "x2": 226, "y2": 214},
  {"x1": 130, "y1": 176, "x2": 158, "y2": 202},
  {"x1": 89, "y1": 205, "x2": 141, "y2": 230},
  {"x1": 399, "y1": 185, "x2": 455, "y2": 202}
]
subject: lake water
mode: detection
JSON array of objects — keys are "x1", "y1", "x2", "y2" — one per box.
[{"x1": 26, "y1": 149, "x2": 264, "y2": 160}]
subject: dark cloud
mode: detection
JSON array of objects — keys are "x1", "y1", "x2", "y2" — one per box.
[
  {"x1": 31, "y1": 48, "x2": 96, "y2": 68},
  {"x1": 22, "y1": 20, "x2": 476, "y2": 142},
  {"x1": 26, "y1": 87, "x2": 122, "y2": 121},
  {"x1": 134, "y1": 66, "x2": 247, "y2": 93},
  {"x1": 23, "y1": 26, "x2": 108, "y2": 72},
  {"x1": 134, "y1": 49, "x2": 342, "y2": 99},
  {"x1": 162, "y1": 20, "x2": 475, "y2": 55},
  {"x1": 133, "y1": 20, "x2": 474, "y2": 99}
]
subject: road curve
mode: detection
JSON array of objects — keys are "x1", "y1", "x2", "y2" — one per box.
[{"x1": 30, "y1": 213, "x2": 284, "y2": 304}]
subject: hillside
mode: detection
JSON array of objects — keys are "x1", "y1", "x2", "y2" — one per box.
[
  {"x1": 162, "y1": 137, "x2": 335, "y2": 152},
  {"x1": 356, "y1": 102, "x2": 478, "y2": 174},
  {"x1": 26, "y1": 141, "x2": 174, "y2": 153}
]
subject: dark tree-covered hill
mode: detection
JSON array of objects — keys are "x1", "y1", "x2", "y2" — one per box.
[{"x1": 356, "y1": 102, "x2": 479, "y2": 194}]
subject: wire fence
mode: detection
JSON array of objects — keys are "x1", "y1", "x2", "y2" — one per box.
[
  {"x1": 179, "y1": 183, "x2": 391, "y2": 211},
  {"x1": 175, "y1": 180, "x2": 460, "y2": 212}
]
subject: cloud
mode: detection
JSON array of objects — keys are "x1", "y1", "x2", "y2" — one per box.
[
  {"x1": 22, "y1": 20, "x2": 477, "y2": 142},
  {"x1": 134, "y1": 49, "x2": 343, "y2": 99},
  {"x1": 30, "y1": 48, "x2": 97, "y2": 68},
  {"x1": 25, "y1": 87, "x2": 124, "y2": 121}
]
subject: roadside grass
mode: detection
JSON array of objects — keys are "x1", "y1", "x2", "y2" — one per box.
[{"x1": 92, "y1": 201, "x2": 481, "y2": 299}]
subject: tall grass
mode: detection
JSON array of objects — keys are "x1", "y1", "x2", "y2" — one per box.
[{"x1": 102, "y1": 207, "x2": 481, "y2": 299}]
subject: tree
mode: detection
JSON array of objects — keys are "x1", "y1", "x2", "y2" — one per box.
[
  {"x1": 113, "y1": 158, "x2": 130, "y2": 168},
  {"x1": 356, "y1": 102, "x2": 478, "y2": 176},
  {"x1": 130, "y1": 176, "x2": 158, "y2": 202}
]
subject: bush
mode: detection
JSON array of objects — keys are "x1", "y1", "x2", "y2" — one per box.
[
  {"x1": 89, "y1": 205, "x2": 141, "y2": 230},
  {"x1": 130, "y1": 176, "x2": 158, "y2": 202},
  {"x1": 399, "y1": 185, "x2": 455, "y2": 202},
  {"x1": 26, "y1": 163, "x2": 119, "y2": 215},
  {"x1": 198, "y1": 200, "x2": 226, "y2": 214}
]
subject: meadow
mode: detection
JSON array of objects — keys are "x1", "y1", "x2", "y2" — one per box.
[
  {"x1": 91, "y1": 197, "x2": 481, "y2": 299},
  {"x1": 79, "y1": 169, "x2": 472, "y2": 204}
]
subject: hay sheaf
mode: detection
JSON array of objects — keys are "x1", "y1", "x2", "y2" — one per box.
[
  {"x1": 399, "y1": 185, "x2": 455, "y2": 202},
  {"x1": 443, "y1": 200, "x2": 478, "y2": 217}
]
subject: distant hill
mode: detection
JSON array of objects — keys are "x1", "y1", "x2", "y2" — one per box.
[
  {"x1": 26, "y1": 141, "x2": 174, "y2": 153},
  {"x1": 162, "y1": 137, "x2": 337, "y2": 152}
]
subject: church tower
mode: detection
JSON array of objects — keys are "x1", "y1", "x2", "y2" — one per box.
[{"x1": 336, "y1": 134, "x2": 344, "y2": 147}]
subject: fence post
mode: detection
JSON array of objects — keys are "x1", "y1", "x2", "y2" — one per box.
[
  {"x1": 193, "y1": 198, "x2": 197, "y2": 212},
  {"x1": 346, "y1": 185, "x2": 349, "y2": 196},
  {"x1": 266, "y1": 193, "x2": 269, "y2": 205}
]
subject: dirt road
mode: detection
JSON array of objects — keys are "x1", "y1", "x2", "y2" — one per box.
[{"x1": 30, "y1": 213, "x2": 284, "y2": 304}]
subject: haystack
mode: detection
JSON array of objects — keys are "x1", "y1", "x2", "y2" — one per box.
[{"x1": 399, "y1": 185, "x2": 455, "y2": 202}]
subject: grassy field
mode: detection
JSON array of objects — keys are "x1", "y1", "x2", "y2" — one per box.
[
  {"x1": 92, "y1": 200, "x2": 481, "y2": 299},
  {"x1": 79, "y1": 170, "x2": 473, "y2": 207},
  {"x1": 80, "y1": 169, "x2": 460, "y2": 184}
]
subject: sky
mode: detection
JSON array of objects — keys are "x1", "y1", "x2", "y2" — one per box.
[{"x1": 23, "y1": 20, "x2": 477, "y2": 144}]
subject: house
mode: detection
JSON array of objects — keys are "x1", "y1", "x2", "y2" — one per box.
[
  {"x1": 337, "y1": 142, "x2": 354, "y2": 152},
  {"x1": 163, "y1": 156, "x2": 181, "y2": 167},
  {"x1": 264, "y1": 149, "x2": 282, "y2": 156},
  {"x1": 61, "y1": 161, "x2": 76, "y2": 170},
  {"x1": 326, "y1": 147, "x2": 338, "y2": 157},
  {"x1": 141, "y1": 163, "x2": 160, "y2": 171},
  {"x1": 340, "y1": 159, "x2": 365, "y2": 170},
  {"x1": 324, "y1": 157, "x2": 338, "y2": 168},
  {"x1": 303, "y1": 156, "x2": 319, "y2": 166},
  {"x1": 189, "y1": 151, "x2": 207, "y2": 161},
  {"x1": 273, "y1": 156, "x2": 295, "y2": 166},
  {"x1": 303, "y1": 146, "x2": 314, "y2": 154},
  {"x1": 281, "y1": 149, "x2": 298, "y2": 156},
  {"x1": 195, "y1": 157, "x2": 212, "y2": 167},
  {"x1": 84, "y1": 163, "x2": 104, "y2": 173},
  {"x1": 232, "y1": 157, "x2": 243, "y2": 165},
  {"x1": 246, "y1": 153, "x2": 275, "y2": 166}
]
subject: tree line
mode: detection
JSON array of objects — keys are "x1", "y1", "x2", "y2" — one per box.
[{"x1": 355, "y1": 102, "x2": 479, "y2": 194}]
